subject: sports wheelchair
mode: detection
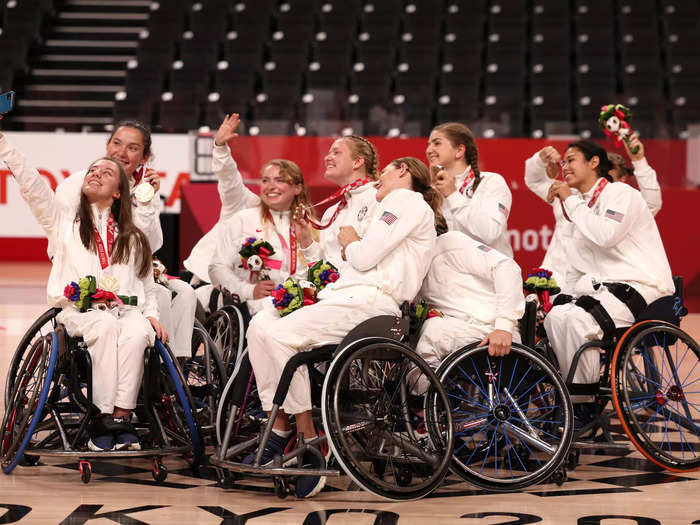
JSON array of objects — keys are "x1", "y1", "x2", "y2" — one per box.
[
  {"x1": 211, "y1": 310, "x2": 456, "y2": 500},
  {"x1": 1, "y1": 318, "x2": 204, "y2": 483},
  {"x1": 5, "y1": 308, "x2": 225, "y2": 449},
  {"x1": 535, "y1": 277, "x2": 700, "y2": 473}
]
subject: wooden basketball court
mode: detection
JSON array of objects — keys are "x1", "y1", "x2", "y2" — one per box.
[{"x1": 2, "y1": 262, "x2": 699, "y2": 525}]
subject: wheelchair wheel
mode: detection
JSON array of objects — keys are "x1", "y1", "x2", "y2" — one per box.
[
  {"x1": 438, "y1": 342, "x2": 573, "y2": 491},
  {"x1": 322, "y1": 338, "x2": 454, "y2": 501},
  {"x1": 205, "y1": 306, "x2": 245, "y2": 374},
  {"x1": 148, "y1": 341, "x2": 204, "y2": 463},
  {"x1": 1, "y1": 332, "x2": 58, "y2": 474},
  {"x1": 183, "y1": 320, "x2": 227, "y2": 437},
  {"x1": 215, "y1": 349, "x2": 264, "y2": 448},
  {"x1": 4, "y1": 308, "x2": 60, "y2": 408},
  {"x1": 611, "y1": 320, "x2": 700, "y2": 472}
]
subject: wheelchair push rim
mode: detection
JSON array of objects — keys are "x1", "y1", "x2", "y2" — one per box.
[
  {"x1": 322, "y1": 338, "x2": 455, "y2": 501},
  {"x1": 438, "y1": 343, "x2": 573, "y2": 491},
  {"x1": 611, "y1": 320, "x2": 700, "y2": 472}
]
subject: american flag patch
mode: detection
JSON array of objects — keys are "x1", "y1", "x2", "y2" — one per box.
[
  {"x1": 380, "y1": 211, "x2": 398, "y2": 225},
  {"x1": 498, "y1": 202, "x2": 509, "y2": 216},
  {"x1": 605, "y1": 209, "x2": 625, "y2": 222},
  {"x1": 477, "y1": 244, "x2": 492, "y2": 252}
]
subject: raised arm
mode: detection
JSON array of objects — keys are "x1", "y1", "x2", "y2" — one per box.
[
  {"x1": 213, "y1": 114, "x2": 260, "y2": 220},
  {"x1": 624, "y1": 136, "x2": 661, "y2": 216},
  {"x1": 344, "y1": 190, "x2": 428, "y2": 272},
  {"x1": 444, "y1": 173, "x2": 512, "y2": 245},
  {"x1": 525, "y1": 147, "x2": 560, "y2": 203},
  {"x1": 0, "y1": 132, "x2": 60, "y2": 241}
]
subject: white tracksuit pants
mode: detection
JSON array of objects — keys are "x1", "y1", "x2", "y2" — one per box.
[
  {"x1": 58, "y1": 307, "x2": 155, "y2": 414},
  {"x1": 154, "y1": 279, "x2": 197, "y2": 358},
  {"x1": 246, "y1": 286, "x2": 398, "y2": 414},
  {"x1": 544, "y1": 286, "x2": 635, "y2": 384}
]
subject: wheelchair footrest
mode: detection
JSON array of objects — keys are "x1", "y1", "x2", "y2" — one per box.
[
  {"x1": 209, "y1": 456, "x2": 341, "y2": 477},
  {"x1": 22, "y1": 446, "x2": 190, "y2": 458}
]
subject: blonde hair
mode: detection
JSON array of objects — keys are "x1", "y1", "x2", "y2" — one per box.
[
  {"x1": 390, "y1": 157, "x2": 447, "y2": 235},
  {"x1": 343, "y1": 135, "x2": 380, "y2": 180},
  {"x1": 258, "y1": 159, "x2": 318, "y2": 259}
]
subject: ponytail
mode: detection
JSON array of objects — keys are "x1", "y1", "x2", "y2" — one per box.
[{"x1": 391, "y1": 157, "x2": 447, "y2": 235}]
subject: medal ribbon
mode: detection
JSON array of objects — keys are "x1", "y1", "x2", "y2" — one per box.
[
  {"x1": 94, "y1": 214, "x2": 115, "y2": 269},
  {"x1": 267, "y1": 211, "x2": 297, "y2": 275},
  {"x1": 560, "y1": 177, "x2": 609, "y2": 222},
  {"x1": 458, "y1": 167, "x2": 475, "y2": 195},
  {"x1": 304, "y1": 178, "x2": 372, "y2": 230}
]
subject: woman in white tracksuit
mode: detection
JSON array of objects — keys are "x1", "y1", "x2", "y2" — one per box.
[
  {"x1": 426, "y1": 122, "x2": 513, "y2": 257},
  {"x1": 191, "y1": 115, "x2": 382, "y2": 281},
  {"x1": 207, "y1": 158, "x2": 314, "y2": 315},
  {"x1": 543, "y1": 140, "x2": 673, "y2": 420},
  {"x1": 525, "y1": 133, "x2": 662, "y2": 294},
  {"x1": 53, "y1": 121, "x2": 197, "y2": 361},
  {"x1": 246, "y1": 157, "x2": 444, "y2": 498},
  {"x1": 416, "y1": 230, "x2": 526, "y2": 374},
  {"x1": 0, "y1": 127, "x2": 167, "y2": 452}
]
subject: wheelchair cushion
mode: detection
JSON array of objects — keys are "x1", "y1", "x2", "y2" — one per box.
[
  {"x1": 335, "y1": 315, "x2": 410, "y2": 352},
  {"x1": 637, "y1": 296, "x2": 682, "y2": 326}
]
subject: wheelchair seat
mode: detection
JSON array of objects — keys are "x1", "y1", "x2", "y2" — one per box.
[{"x1": 334, "y1": 314, "x2": 410, "y2": 354}]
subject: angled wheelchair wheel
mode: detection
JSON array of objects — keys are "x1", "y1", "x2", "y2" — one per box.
[
  {"x1": 4, "y1": 308, "x2": 60, "y2": 408},
  {"x1": 183, "y1": 319, "x2": 227, "y2": 438},
  {"x1": 1, "y1": 332, "x2": 58, "y2": 474},
  {"x1": 147, "y1": 341, "x2": 204, "y2": 463},
  {"x1": 322, "y1": 338, "x2": 454, "y2": 501},
  {"x1": 215, "y1": 349, "x2": 264, "y2": 448},
  {"x1": 438, "y1": 342, "x2": 573, "y2": 491},
  {"x1": 611, "y1": 320, "x2": 700, "y2": 472},
  {"x1": 205, "y1": 306, "x2": 245, "y2": 374}
]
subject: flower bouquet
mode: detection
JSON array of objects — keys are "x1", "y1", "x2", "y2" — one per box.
[
  {"x1": 239, "y1": 237, "x2": 276, "y2": 280},
  {"x1": 64, "y1": 275, "x2": 136, "y2": 312},
  {"x1": 271, "y1": 278, "x2": 317, "y2": 317},
  {"x1": 523, "y1": 268, "x2": 560, "y2": 313},
  {"x1": 598, "y1": 104, "x2": 639, "y2": 154},
  {"x1": 307, "y1": 260, "x2": 340, "y2": 291}
]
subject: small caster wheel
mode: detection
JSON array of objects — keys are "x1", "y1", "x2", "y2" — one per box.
[
  {"x1": 79, "y1": 460, "x2": 91, "y2": 484},
  {"x1": 21, "y1": 454, "x2": 40, "y2": 466},
  {"x1": 550, "y1": 467, "x2": 567, "y2": 486},
  {"x1": 273, "y1": 477, "x2": 289, "y2": 499},
  {"x1": 395, "y1": 467, "x2": 413, "y2": 487},
  {"x1": 567, "y1": 449, "x2": 580, "y2": 471},
  {"x1": 152, "y1": 460, "x2": 168, "y2": 483}
]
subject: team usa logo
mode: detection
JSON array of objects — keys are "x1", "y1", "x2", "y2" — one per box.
[{"x1": 357, "y1": 205, "x2": 368, "y2": 221}]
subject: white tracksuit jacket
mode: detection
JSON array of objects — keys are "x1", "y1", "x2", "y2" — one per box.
[
  {"x1": 184, "y1": 144, "x2": 261, "y2": 283},
  {"x1": 416, "y1": 231, "x2": 525, "y2": 369},
  {"x1": 53, "y1": 157, "x2": 197, "y2": 358},
  {"x1": 208, "y1": 207, "x2": 309, "y2": 315},
  {"x1": 0, "y1": 135, "x2": 159, "y2": 413},
  {"x1": 543, "y1": 178, "x2": 673, "y2": 384},
  {"x1": 442, "y1": 167, "x2": 513, "y2": 257},
  {"x1": 525, "y1": 153, "x2": 662, "y2": 294},
  {"x1": 247, "y1": 188, "x2": 437, "y2": 414}
]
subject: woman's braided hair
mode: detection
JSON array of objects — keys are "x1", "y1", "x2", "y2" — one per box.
[
  {"x1": 343, "y1": 135, "x2": 380, "y2": 180},
  {"x1": 432, "y1": 122, "x2": 482, "y2": 191}
]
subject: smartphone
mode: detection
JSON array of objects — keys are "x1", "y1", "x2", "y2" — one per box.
[{"x1": 0, "y1": 91, "x2": 14, "y2": 115}]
